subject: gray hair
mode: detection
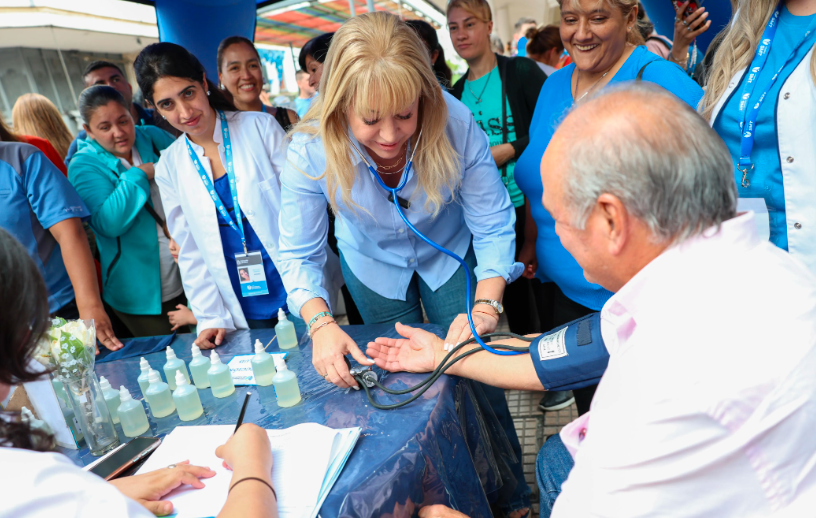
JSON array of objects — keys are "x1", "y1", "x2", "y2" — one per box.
[
  {"x1": 562, "y1": 82, "x2": 737, "y2": 244},
  {"x1": 515, "y1": 17, "x2": 536, "y2": 30}
]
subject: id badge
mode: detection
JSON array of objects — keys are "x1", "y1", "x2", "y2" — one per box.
[{"x1": 235, "y1": 251, "x2": 269, "y2": 297}]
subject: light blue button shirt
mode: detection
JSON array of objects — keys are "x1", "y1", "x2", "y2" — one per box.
[{"x1": 278, "y1": 91, "x2": 523, "y2": 317}]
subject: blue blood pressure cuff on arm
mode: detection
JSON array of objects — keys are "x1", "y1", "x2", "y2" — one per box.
[{"x1": 529, "y1": 312, "x2": 609, "y2": 391}]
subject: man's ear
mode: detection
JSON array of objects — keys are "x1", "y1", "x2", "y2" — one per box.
[{"x1": 596, "y1": 193, "x2": 628, "y2": 256}]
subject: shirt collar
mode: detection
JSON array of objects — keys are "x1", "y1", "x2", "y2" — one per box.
[{"x1": 602, "y1": 212, "x2": 760, "y2": 339}]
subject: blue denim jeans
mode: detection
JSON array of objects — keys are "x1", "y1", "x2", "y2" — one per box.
[
  {"x1": 341, "y1": 246, "x2": 531, "y2": 515},
  {"x1": 536, "y1": 434, "x2": 574, "y2": 517}
]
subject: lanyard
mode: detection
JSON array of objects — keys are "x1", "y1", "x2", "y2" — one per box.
[
  {"x1": 737, "y1": 3, "x2": 816, "y2": 187},
  {"x1": 185, "y1": 110, "x2": 247, "y2": 253}
]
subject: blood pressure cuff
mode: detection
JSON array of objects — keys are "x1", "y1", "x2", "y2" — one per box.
[{"x1": 529, "y1": 312, "x2": 609, "y2": 391}]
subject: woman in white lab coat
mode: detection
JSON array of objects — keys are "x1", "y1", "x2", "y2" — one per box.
[{"x1": 133, "y1": 42, "x2": 293, "y2": 348}]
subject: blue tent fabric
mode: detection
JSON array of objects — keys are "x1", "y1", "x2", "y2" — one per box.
[
  {"x1": 62, "y1": 324, "x2": 516, "y2": 517},
  {"x1": 96, "y1": 332, "x2": 177, "y2": 363}
]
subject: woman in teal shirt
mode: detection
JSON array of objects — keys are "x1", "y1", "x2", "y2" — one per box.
[{"x1": 68, "y1": 85, "x2": 185, "y2": 337}]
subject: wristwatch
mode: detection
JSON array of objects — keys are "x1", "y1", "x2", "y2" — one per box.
[{"x1": 474, "y1": 299, "x2": 504, "y2": 315}]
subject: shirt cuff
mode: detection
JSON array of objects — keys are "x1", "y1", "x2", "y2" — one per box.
[
  {"x1": 475, "y1": 261, "x2": 524, "y2": 285},
  {"x1": 287, "y1": 287, "x2": 332, "y2": 321}
]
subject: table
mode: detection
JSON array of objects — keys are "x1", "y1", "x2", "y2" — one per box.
[{"x1": 64, "y1": 324, "x2": 516, "y2": 518}]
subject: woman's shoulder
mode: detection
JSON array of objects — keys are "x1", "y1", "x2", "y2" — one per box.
[{"x1": 629, "y1": 46, "x2": 704, "y2": 107}]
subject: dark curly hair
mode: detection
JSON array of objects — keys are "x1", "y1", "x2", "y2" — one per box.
[{"x1": 0, "y1": 227, "x2": 55, "y2": 451}]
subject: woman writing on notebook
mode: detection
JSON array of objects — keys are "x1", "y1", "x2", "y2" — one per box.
[{"x1": 0, "y1": 227, "x2": 278, "y2": 517}]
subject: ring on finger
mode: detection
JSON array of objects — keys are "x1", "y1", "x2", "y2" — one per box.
[{"x1": 167, "y1": 464, "x2": 177, "y2": 469}]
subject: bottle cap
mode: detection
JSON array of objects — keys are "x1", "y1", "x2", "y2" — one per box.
[
  {"x1": 273, "y1": 356, "x2": 287, "y2": 371},
  {"x1": 148, "y1": 369, "x2": 162, "y2": 384},
  {"x1": 140, "y1": 357, "x2": 150, "y2": 371},
  {"x1": 166, "y1": 346, "x2": 177, "y2": 360},
  {"x1": 278, "y1": 308, "x2": 288, "y2": 321},
  {"x1": 119, "y1": 386, "x2": 133, "y2": 402},
  {"x1": 175, "y1": 370, "x2": 188, "y2": 387},
  {"x1": 99, "y1": 376, "x2": 112, "y2": 391},
  {"x1": 254, "y1": 339, "x2": 265, "y2": 354},
  {"x1": 20, "y1": 406, "x2": 34, "y2": 423},
  {"x1": 191, "y1": 344, "x2": 201, "y2": 357},
  {"x1": 210, "y1": 350, "x2": 221, "y2": 365}
]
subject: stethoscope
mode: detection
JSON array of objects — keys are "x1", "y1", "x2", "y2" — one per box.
[{"x1": 344, "y1": 130, "x2": 532, "y2": 409}]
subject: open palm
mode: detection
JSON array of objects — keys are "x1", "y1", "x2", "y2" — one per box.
[{"x1": 365, "y1": 323, "x2": 443, "y2": 374}]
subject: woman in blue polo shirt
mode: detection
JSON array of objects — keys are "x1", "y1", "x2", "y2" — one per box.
[
  {"x1": 69, "y1": 86, "x2": 184, "y2": 337},
  {"x1": 702, "y1": 0, "x2": 816, "y2": 278},
  {"x1": 514, "y1": 0, "x2": 703, "y2": 414}
]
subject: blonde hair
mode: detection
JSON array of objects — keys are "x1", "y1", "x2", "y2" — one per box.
[
  {"x1": 701, "y1": 0, "x2": 816, "y2": 121},
  {"x1": 558, "y1": 0, "x2": 646, "y2": 46},
  {"x1": 12, "y1": 94, "x2": 74, "y2": 159},
  {"x1": 446, "y1": 0, "x2": 492, "y2": 23},
  {"x1": 290, "y1": 12, "x2": 460, "y2": 216}
]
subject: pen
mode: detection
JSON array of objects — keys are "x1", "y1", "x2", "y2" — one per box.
[{"x1": 233, "y1": 391, "x2": 251, "y2": 433}]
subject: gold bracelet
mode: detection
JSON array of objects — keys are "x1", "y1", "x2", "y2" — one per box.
[
  {"x1": 309, "y1": 319, "x2": 337, "y2": 338},
  {"x1": 670, "y1": 51, "x2": 689, "y2": 68}
]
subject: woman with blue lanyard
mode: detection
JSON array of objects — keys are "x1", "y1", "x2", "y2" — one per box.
[
  {"x1": 702, "y1": 0, "x2": 816, "y2": 278},
  {"x1": 216, "y1": 36, "x2": 299, "y2": 132},
  {"x1": 134, "y1": 42, "x2": 290, "y2": 349},
  {"x1": 513, "y1": 0, "x2": 703, "y2": 415},
  {"x1": 68, "y1": 85, "x2": 184, "y2": 337}
]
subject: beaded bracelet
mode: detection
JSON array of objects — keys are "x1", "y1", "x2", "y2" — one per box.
[
  {"x1": 309, "y1": 319, "x2": 337, "y2": 338},
  {"x1": 307, "y1": 311, "x2": 333, "y2": 330},
  {"x1": 228, "y1": 477, "x2": 277, "y2": 500}
]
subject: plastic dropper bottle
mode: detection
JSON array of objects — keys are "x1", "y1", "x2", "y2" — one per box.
[
  {"x1": 137, "y1": 357, "x2": 152, "y2": 394},
  {"x1": 172, "y1": 370, "x2": 204, "y2": 421},
  {"x1": 251, "y1": 339, "x2": 277, "y2": 386},
  {"x1": 117, "y1": 386, "x2": 150, "y2": 437},
  {"x1": 98, "y1": 376, "x2": 121, "y2": 424},
  {"x1": 188, "y1": 344, "x2": 211, "y2": 389},
  {"x1": 272, "y1": 356, "x2": 301, "y2": 407},
  {"x1": 21, "y1": 406, "x2": 53, "y2": 435},
  {"x1": 144, "y1": 369, "x2": 176, "y2": 418},
  {"x1": 163, "y1": 346, "x2": 190, "y2": 391},
  {"x1": 275, "y1": 308, "x2": 299, "y2": 350},
  {"x1": 207, "y1": 351, "x2": 235, "y2": 398}
]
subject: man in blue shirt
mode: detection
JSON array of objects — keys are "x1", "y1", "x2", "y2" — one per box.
[
  {"x1": 1, "y1": 142, "x2": 122, "y2": 352},
  {"x1": 294, "y1": 70, "x2": 316, "y2": 119},
  {"x1": 64, "y1": 61, "x2": 164, "y2": 167}
]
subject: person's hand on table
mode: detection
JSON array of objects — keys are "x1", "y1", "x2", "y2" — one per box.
[
  {"x1": 168, "y1": 304, "x2": 197, "y2": 331},
  {"x1": 109, "y1": 460, "x2": 216, "y2": 516},
  {"x1": 80, "y1": 304, "x2": 123, "y2": 354},
  {"x1": 419, "y1": 505, "x2": 470, "y2": 518},
  {"x1": 671, "y1": 1, "x2": 711, "y2": 66},
  {"x1": 311, "y1": 322, "x2": 373, "y2": 389},
  {"x1": 444, "y1": 308, "x2": 499, "y2": 351},
  {"x1": 215, "y1": 423, "x2": 273, "y2": 473},
  {"x1": 366, "y1": 322, "x2": 446, "y2": 374},
  {"x1": 195, "y1": 328, "x2": 226, "y2": 349}
]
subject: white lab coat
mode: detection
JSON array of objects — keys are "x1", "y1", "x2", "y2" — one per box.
[
  {"x1": 155, "y1": 110, "x2": 341, "y2": 332},
  {"x1": 709, "y1": 46, "x2": 816, "y2": 279}
]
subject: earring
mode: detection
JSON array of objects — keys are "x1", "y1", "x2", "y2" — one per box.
[
  {"x1": 162, "y1": 115, "x2": 166, "y2": 120},
  {"x1": 207, "y1": 90, "x2": 211, "y2": 96},
  {"x1": 219, "y1": 83, "x2": 225, "y2": 90},
  {"x1": 627, "y1": 26, "x2": 632, "y2": 31}
]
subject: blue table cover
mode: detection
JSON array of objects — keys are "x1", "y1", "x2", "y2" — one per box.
[{"x1": 63, "y1": 324, "x2": 516, "y2": 518}]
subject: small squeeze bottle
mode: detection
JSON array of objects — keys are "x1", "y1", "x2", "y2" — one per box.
[
  {"x1": 272, "y1": 356, "x2": 301, "y2": 407},
  {"x1": 117, "y1": 386, "x2": 150, "y2": 437},
  {"x1": 137, "y1": 357, "x2": 152, "y2": 394},
  {"x1": 144, "y1": 369, "x2": 176, "y2": 418},
  {"x1": 188, "y1": 344, "x2": 211, "y2": 389},
  {"x1": 163, "y1": 346, "x2": 190, "y2": 390},
  {"x1": 172, "y1": 370, "x2": 204, "y2": 421},
  {"x1": 207, "y1": 351, "x2": 235, "y2": 398},
  {"x1": 251, "y1": 339, "x2": 276, "y2": 386},
  {"x1": 275, "y1": 308, "x2": 299, "y2": 350},
  {"x1": 98, "y1": 376, "x2": 120, "y2": 424}
]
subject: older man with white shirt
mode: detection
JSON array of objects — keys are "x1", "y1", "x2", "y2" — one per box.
[{"x1": 366, "y1": 83, "x2": 816, "y2": 518}]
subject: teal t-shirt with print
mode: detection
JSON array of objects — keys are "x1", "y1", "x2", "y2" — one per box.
[{"x1": 461, "y1": 66, "x2": 524, "y2": 208}]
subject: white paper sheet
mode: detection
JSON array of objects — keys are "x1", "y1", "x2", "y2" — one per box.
[{"x1": 137, "y1": 423, "x2": 359, "y2": 518}]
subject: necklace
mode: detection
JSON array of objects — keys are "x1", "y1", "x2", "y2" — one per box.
[
  {"x1": 573, "y1": 69, "x2": 611, "y2": 103},
  {"x1": 467, "y1": 56, "x2": 497, "y2": 104},
  {"x1": 371, "y1": 142, "x2": 408, "y2": 175}
]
